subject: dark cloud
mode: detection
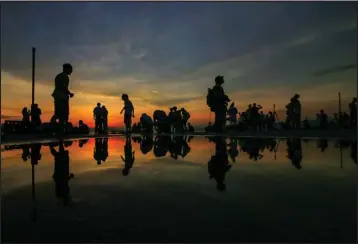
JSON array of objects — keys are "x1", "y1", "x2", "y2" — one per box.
[{"x1": 312, "y1": 64, "x2": 357, "y2": 77}]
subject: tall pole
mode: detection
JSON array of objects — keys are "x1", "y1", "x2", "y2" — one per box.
[
  {"x1": 32, "y1": 47, "x2": 36, "y2": 106},
  {"x1": 338, "y1": 92, "x2": 342, "y2": 128}
]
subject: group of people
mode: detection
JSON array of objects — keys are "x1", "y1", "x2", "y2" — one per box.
[
  {"x1": 21, "y1": 104, "x2": 42, "y2": 132},
  {"x1": 93, "y1": 103, "x2": 109, "y2": 134},
  {"x1": 6, "y1": 63, "x2": 356, "y2": 136}
]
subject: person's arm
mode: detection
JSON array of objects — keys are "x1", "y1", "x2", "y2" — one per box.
[
  {"x1": 132, "y1": 103, "x2": 135, "y2": 117},
  {"x1": 39, "y1": 109, "x2": 42, "y2": 115},
  {"x1": 120, "y1": 155, "x2": 125, "y2": 162},
  {"x1": 120, "y1": 107, "x2": 125, "y2": 114}
]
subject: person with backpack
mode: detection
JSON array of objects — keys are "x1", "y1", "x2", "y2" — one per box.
[{"x1": 206, "y1": 75, "x2": 230, "y2": 133}]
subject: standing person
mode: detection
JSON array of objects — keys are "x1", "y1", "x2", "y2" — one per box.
[
  {"x1": 120, "y1": 94, "x2": 134, "y2": 134},
  {"x1": 206, "y1": 75, "x2": 230, "y2": 133},
  {"x1": 102, "y1": 105, "x2": 108, "y2": 133},
  {"x1": 93, "y1": 103, "x2": 103, "y2": 134},
  {"x1": 228, "y1": 102, "x2": 238, "y2": 125},
  {"x1": 291, "y1": 94, "x2": 302, "y2": 129},
  {"x1": 349, "y1": 97, "x2": 357, "y2": 128},
  {"x1": 31, "y1": 103, "x2": 42, "y2": 131},
  {"x1": 285, "y1": 98, "x2": 294, "y2": 129},
  {"x1": 181, "y1": 108, "x2": 191, "y2": 132},
  {"x1": 51, "y1": 63, "x2": 75, "y2": 135},
  {"x1": 22, "y1": 107, "x2": 31, "y2": 133}
]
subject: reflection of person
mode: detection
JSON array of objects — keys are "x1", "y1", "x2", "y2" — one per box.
[
  {"x1": 154, "y1": 136, "x2": 170, "y2": 157},
  {"x1": 50, "y1": 141, "x2": 74, "y2": 206},
  {"x1": 287, "y1": 138, "x2": 303, "y2": 169},
  {"x1": 94, "y1": 138, "x2": 107, "y2": 165},
  {"x1": 121, "y1": 136, "x2": 135, "y2": 176},
  {"x1": 350, "y1": 141, "x2": 357, "y2": 164},
  {"x1": 140, "y1": 136, "x2": 154, "y2": 154},
  {"x1": 207, "y1": 136, "x2": 231, "y2": 191},
  {"x1": 228, "y1": 138, "x2": 239, "y2": 162},
  {"x1": 21, "y1": 144, "x2": 31, "y2": 162},
  {"x1": 30, "y1": 143, "x2": 42, "y2": 165}
]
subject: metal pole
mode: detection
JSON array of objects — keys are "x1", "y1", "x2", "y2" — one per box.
[
  {"x1": 31, "y1": 47, "x2": 36, "y2": 126},
  {"x1": 338, "y1": 92, "x2": 342, "y2": 128}
]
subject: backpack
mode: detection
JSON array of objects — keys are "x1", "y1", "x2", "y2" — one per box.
[{"x1": 207, "y1": 88, "x2": 216, "y2": 111}]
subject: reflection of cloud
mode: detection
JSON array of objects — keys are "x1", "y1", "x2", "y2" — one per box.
[{"x1": 312, "y1": 63, "x2": 357, "y2": 77}]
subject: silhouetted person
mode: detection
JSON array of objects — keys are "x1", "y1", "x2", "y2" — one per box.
[
  {"x1": 181, "y1": 108, "x2": 191, "y2": 132},
  {"x1": 140, "y1": 113, "x2": 154, "y2": 133},
  {"x1": 350, "y1": 141, "x2": 357, "y2": 164},
  {"x1": 51, "y1": 63, "x2": 74, "y2": 135},
  {"x1": 319, "y1": 110, "x2": 328, "y2": 129},
  {"x1": 303, "y1": 116, "x2": 310, "y2": 130},
  {"x1": 102, "y1": 105, "x2": 108, "y2": 133},
  {"x1": 94, "y1": 138, "x2": 105, "y2": 165},
  {"x1": 291, "y1": 94, "x2": 301, "y2": 129},
  {"x1": 228, "y1": 102, "x2": 238, "y2": 125},
  {"x1": 251, "y1": 103, "x2": 262, "y2": 131},
  {"x1": 285, "y1": 98, "x2": 294, "y2": 129},
  {"x1": 187, "y1": 123, "x2": 195, "y2": 133},
  {"x1": 78, "y1": 139, "x2": 89, "y2": 148},
  {"x1": 228, "y1": 138, "x2": 239, "y2": 162},
  {"x1": 317, "y1": 139, "x2": 328, "y2": 152},
  {"x1": 21, "y1": 144, "x2": 31, "y2": 162},
  {"x1": 78, "y1": 120, "x2": 89, "y2": 134},
  {"x1": 181, "y1": 136, "x2": 191, "y2": 158},
  {"x1": 121, "y1": 136, "x2": 135, "y2": 176},
  {"x1": 208, "y1": 136, "x2": 231, "y2": 191},
  {"x1": 102, "y1": 138, "x2": 109, "y2": 162},
  {"x1": 30, "y1": 143, "x2": 42, "y2": 166},
  {"x1": 349, "y1": 97, "x2": 357, "y2": 128},
  {"x1": 31, "y1": 104, "x2": 42, "y2": 131},
  {"x1": 140, "y1": 136, "x2": 154, "y2": 154},
  {"x1": 22, "y1": 107, "x2": 31, "y2": 133},
  {"x1": 50, "y1": 141, "x2": 74, "y2": 206},
  {"x1": 121, "y1": 94, "x2": 134, "y2": 134},
  {"x1": 153, "y1": 110, "x2": 170, "y2": 134},
  {"x1": 207, "y1": 75, "x2": 230, "y2": 133},
  {"x1": 154, "y1": 136, "x2": 170, "y2": 157},
  {"x1": 172, "y1": 107, "x2": 183, "y2": 133},
  {"x1": 287, "y1": 138, "x2": 302, "y2": 169},
  {"x1": 93, "y1": 103, "x2": 103, "y2": 134}
]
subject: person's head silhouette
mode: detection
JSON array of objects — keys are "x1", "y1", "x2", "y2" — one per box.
[{"x1": 63, "y1": 63, "x2": 73, "y2": 75}]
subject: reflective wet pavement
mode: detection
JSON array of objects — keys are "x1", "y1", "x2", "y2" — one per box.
[{"x1": 1, "y1": 136, "x2": 357, "y2": 242}]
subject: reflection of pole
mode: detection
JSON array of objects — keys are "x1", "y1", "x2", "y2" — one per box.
[
  {"x1": 338, "y1": 92, "x2": 342, "y2": 128},
  {"x1": 31, "y1": 159, "x2": 36, "y2": 222},
  {"x1": 340, "y1": 145, "x2": 343, "y2": 169}
]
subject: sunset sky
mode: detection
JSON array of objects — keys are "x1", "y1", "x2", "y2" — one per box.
[{"x1": 1, "y1": 2, "x2": 357, "y2": 129}]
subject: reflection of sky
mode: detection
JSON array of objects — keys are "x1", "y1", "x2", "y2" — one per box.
[
  {"x1": 1, "y1": 2, "x2": 357, "y2": 128},
  {"x1": 1, "y1": 137, "x2": 356, "y2": 242},
  {"x1": 1, "y1": 137, "x2": 356, "y2": 194}
]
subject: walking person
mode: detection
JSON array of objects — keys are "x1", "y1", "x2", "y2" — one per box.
[
  {"x1": 51, "y1": 63, "x2": 75, "y2": 135},
  {"x1": 206, "y1": 75, "x2": 230, "y2": 133}
]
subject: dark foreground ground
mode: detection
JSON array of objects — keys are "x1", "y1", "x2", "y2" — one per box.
[
  {"x1": 1, "y1": 136, "x2": 357, "y2": 242},
  {"x1": 1, "y1": 128, "x2": 357, "y2": 145}
]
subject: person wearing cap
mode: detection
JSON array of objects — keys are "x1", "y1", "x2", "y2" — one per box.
[
  {"x1": 51, "y1": 63, "x2": 75, "y2": 134},
  {"x1": 209, "y1": 75, "x2": 230, "y2": 133}
]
